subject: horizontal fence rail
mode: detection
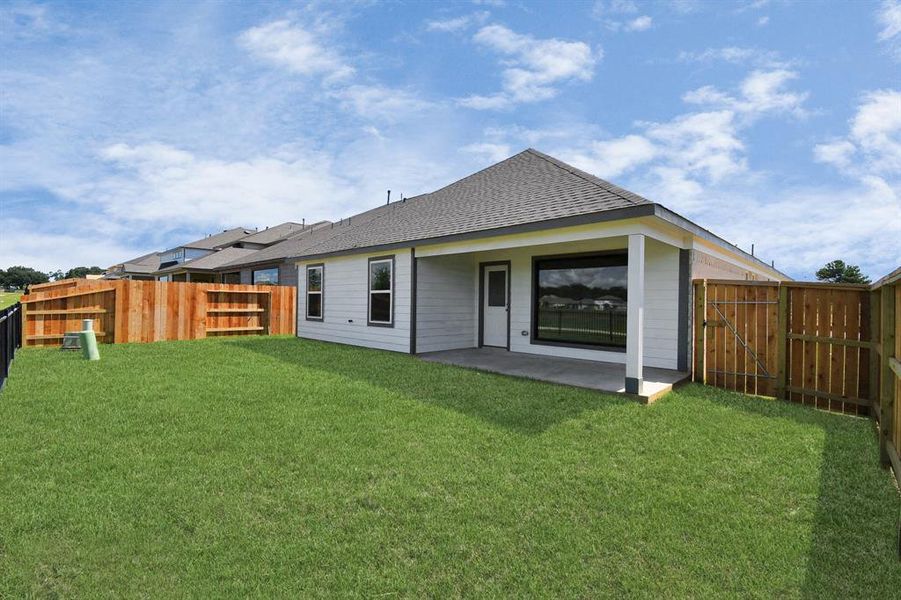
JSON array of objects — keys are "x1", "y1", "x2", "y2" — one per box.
[
  {"x1": 20, "y1": 279, "x2": 296, "y2": 347},
  {"x1": 0, "y1": 303, "x2": 23, "y2": 390},
  {"x1": 693, "y1": 272, "x2": 900, "y2": 486}
]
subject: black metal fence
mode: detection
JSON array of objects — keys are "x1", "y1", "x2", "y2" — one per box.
[
  {"x1": 1, "y1": 303, "x2": 23, "y2": 390},
  {"x1": 536, "y1": 308, "x2": 627, "y2": 346}
]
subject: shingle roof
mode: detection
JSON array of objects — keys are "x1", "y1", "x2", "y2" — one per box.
[
  {"x1": 156, "y1": 247, "x2": 259, "y2": 273},
  {"x1": 113, "y1": 251, "x2": 161, "y2": 273},
  {"x1": 217, "y1": 220, "x2": 353, "y2": 268},
  {"x1": 183, "y1": 227, "x2": 257, "y2": 250},
  {"x1": 284, "y1": 148, "x2": 651, "y2": 258},
  {"x1": 235, "y1": 222, "x2": 309, "y2": 245}
]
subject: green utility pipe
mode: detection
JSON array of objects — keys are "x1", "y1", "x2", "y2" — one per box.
[{"x1": 80, "y1": 319, "x2": 100, "y2": 361}]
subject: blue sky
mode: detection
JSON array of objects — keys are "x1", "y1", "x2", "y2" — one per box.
[{"x1": 1, "y1": 0, "x2": 899, "y2": 279}]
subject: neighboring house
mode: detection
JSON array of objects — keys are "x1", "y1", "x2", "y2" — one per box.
[
  {"x1": 154, "y1": 247, "x2": 260, "y2": 283},
  {"x1": 106, "y1": 251, "x2": 161, "y2": 280},
  {"x1": 283, "y1": 149, "x2": 788, "y2": 395},
  {"x1": 108, "y1": 223, "x2": 326, "y2": 284},
  {"x1": 214, "y1": 221, "x2": 332, "y2": 286},
  {"x1": 107, "y1": 227, "x2": 255, "y2": 281}
]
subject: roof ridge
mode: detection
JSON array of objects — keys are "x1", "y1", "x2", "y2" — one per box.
[
  {"x1": 410, "y1": 149, "x2": 536, "y2": 201},
  {"x1": 524, "y1": 148, "x2": 648, "y2": 206}
]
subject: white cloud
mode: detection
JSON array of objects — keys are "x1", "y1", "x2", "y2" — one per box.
[
  {"x1": 677, "y1": 47, "x2": 792, "y2": 68},
  {"x1": 593, "y1": 1, "x2": 652, "y2": 32},
  {"x1": 460, "y1": 24, "x2": 600, "y2": 109},
  {"x1": 814, "y1": 89, "x2": 901, "y2": 179},
  {"x1": 813, "y1": 140, "x2": 856, "y2": 169},
  {"x1": 877, "y1": 0, "x2": 901, "y2": 61},
  {"x1": 462, "y1": 142, "x2": 512, "y2": 162},
  {"x1": 757, "y1": 16, "x2": 770, "y2": 26},
  {"x1": 426, "y1": 11, "x2": 489, "y2": 32},
  {"x1": 710, "y1": 179, "x2": 900, "y2": 279},
  {"x1": 568, "y1": 70, "x2": 808, "y2": 191},
  {"x1": 329, "y1": 85, "x2": 432, "y2": 122},
  {"x1": 0, "y1": 221, "x2": 145, "y2": 272},
  {"x1": 565, "y1": 135, "x2": 658, "y2": 179},
  {"x1": 683, "y1": 69, "x2": 809, "y2": 118},
  {"x1": 625, "y1": 16, "x2": 653, "y2": 32},
  {"x1": 237, "y1": 20, "x2": 354, "y2": 81},
  {"x1": 644, "y1": 110, "x2": 746, "y2": 182},
  {"x1": 94, "y1": 143, "x2": 354, "y2": 225},
  {"x1": 592, "y1": 0, "x2": 638, "y2": 19}
]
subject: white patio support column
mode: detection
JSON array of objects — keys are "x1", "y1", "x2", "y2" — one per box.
[{"x1": 625, "y1": 233, "x2": 645, "y2": 395}]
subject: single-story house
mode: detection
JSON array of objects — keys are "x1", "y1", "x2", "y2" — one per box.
[{"x1": 283, "y1": 149, "x2": 787, "y2": 396}]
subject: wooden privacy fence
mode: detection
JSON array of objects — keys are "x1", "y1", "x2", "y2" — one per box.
[
  {"x1": 20, "y1": 279, "x2": 296, "y2": 347},
  {"x1": 693, "y1": 271, "x2": 900, "y2": 478}
]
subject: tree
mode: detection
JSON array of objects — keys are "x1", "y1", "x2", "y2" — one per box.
[
  {"x1": 48, "y1": 270, "x2": 65, "y2": 281},
  {"x1": 815, "y1": 260, "x2": 871, "y2": 284},
  {"x1": 64, "y1": 266, "x2": 105, "y2": 279},
  {"x1": 0, "y1": 265, "x2": 50, "y2": 289}
]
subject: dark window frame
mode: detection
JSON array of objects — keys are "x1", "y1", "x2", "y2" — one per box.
[
  {"x1": 306, "y1": 263, "x2": 324, "y2": 321},
  {"x1": 530, "y1": 250, "x2": 628, "y2": 353},
  {"x1": 367, "y1": 255, "x2": 395, "y2": 327},
  {"x1": 221, "y1": 271, "x2": 241, "y2": 285}
]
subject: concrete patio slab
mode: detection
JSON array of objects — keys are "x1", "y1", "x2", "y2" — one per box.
[{"x1": 418, "y1": 347, "x2": 689, "y2": 402}]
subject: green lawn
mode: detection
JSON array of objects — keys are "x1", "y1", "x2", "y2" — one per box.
[
  {"x1": 0, "y1": 291, "x2": 22, "y2": 310},
  {"x1": 1, "y1": 337, "x2": 898, "y2": 597}
]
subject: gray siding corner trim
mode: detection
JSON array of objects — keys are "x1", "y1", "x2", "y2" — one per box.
[
  {"x1": 677, "y1": 249, "x2": 690, "y2": 372},
  {"x1": 410, "y1": 248, "x2": 417, "y2": 354}
]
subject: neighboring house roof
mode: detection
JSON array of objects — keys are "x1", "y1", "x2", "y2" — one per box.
[
  {"x1": 234, "y1": 222, "x2": 309, "y2": 245},
  {"x1": 109, "y1": 251, "x2": 161, "y2": 274},
  {"x1": 183, "y1": 227, "x2": 257, "y2": 250},
  {"x1": 155, "y1": 247, "x2": 259, "y2": 274},
  {"x1": 216, "y1": 220, "x2": 340, "y2": 269}
]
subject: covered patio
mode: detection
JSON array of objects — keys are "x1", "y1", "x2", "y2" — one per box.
[{"x1": 419, "y1": 347, "x2": 689, "y2": 403}]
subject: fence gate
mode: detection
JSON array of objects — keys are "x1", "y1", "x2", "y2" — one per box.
[
  {"x1": 696, "y1": 281, "x2": 779, "y2": 398},
  {"x1": 694, "y1": 280, "x2": 873, "y2": 415}
]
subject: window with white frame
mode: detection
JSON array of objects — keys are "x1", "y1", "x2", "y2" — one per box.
[
  {"x1": 306, "y1": 265, "x2": 323, "y2": 320},
  {"x1": 368, "y1": 257, "x2": 393, "y2": 326}
]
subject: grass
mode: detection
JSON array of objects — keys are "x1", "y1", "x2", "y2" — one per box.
[
  {"x1": 0, "y1": 291, "x2": 22, "y2": 310},
  {"x1": 1, "y1": 336, "x2": 898, "y2": 597}
]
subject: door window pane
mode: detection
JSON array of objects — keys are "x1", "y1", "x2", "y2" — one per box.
[{"x1": 488, "y1": 270, "x2": 506, "y2": 307}]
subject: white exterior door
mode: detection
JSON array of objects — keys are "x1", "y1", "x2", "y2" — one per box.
[{"x1": 482, "y1": 265, "x2": 508, "y2": 348}]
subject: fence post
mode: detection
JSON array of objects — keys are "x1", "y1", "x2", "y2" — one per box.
[
  {"x1": 879, "y1": 284, "x2": 896, "y2": 465},
  {"x1": 693, "y1": 280, "x2": 706, "y2": 383},
  {"x1": 776, "y1": 284, "x2": 789, "y2": 401},
  {"x1": 870, "y1": 290, "x2": 881, "y2": 421}
]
